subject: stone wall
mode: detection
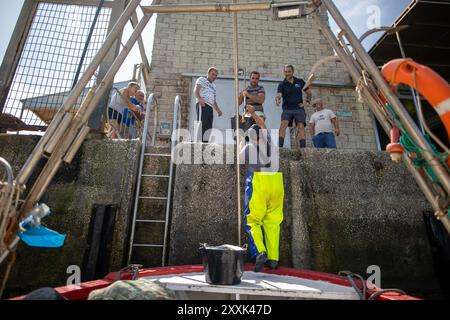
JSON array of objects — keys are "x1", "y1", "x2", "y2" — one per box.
[
  {"x1": 0, "y1": 135, "x2": 443, "y2": 297},
  {"x1": 169, "y1": 144, "x2": 439, "y2": 295},
  {"x1": 147, "y1": 0, "x2": 377, "y2": 150}
]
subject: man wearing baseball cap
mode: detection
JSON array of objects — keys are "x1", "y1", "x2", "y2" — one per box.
[{"x1": 309, "y1": 98, "x2": 340, "y2": 149}]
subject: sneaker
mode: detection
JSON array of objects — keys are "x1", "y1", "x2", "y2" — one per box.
[
  {"x1": 254, "y1": 252, "x2": 267, "y2": 272},
  {"x1": 265, "y1": 260, "x2": 278, "y2": 270}
]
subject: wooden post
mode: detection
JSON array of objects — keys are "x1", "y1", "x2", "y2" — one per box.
[{"x1": 0, "y1": 0, "x2": 38, "y2": 115}]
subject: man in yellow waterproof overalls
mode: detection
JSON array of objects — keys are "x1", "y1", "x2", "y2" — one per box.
[{"x1": 239, "y1": 106, "x2": 284, "y2": 272}]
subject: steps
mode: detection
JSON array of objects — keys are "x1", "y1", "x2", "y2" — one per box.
[{"x1": 128, "y1": 146, "x2": 172, "y2": 267}]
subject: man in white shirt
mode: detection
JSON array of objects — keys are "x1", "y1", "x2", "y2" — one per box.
[
  {"x1": 194, "y1": 67, "x2": 223, "y2": 142},
  {"x1": 309, "y1": 98, "x2": 340, "y2": 149}
]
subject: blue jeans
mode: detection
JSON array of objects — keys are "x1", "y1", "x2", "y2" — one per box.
[{"x1": 313, "y1": 132, "x2": 336, "y2": 149}]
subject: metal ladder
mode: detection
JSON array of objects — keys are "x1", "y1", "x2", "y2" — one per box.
[{"x1": 127, "y1": 95, "x2": 182, "y2": 266}]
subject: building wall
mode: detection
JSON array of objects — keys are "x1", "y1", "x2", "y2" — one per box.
[{"x1": 147, "y1": 0, "x2": 377, "y2": 150}]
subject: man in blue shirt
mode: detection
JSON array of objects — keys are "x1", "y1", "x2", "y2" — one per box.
[{"x1": 275, "y1": 65, "x2": 312, "y2": 148}]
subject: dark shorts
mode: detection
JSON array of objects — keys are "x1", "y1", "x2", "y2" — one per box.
[
  {"x1": 123, "y1": 108, "x2": 136, "y2": 127},
  {"x1": 281, "y1": 108, "x2": 306, "y2": 126},
  {"x1": 108, "y1": 108, "x2": 123, "y2": 124}
]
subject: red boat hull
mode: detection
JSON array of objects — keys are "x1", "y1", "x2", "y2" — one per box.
[{"x1": 11, "y1": 264, "x2": 419, "y2": 300}]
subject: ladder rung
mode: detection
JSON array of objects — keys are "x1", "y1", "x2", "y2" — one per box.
[
  {"x1": 144, "y1": 153, "x2": 171, "y2": 157},
  {"x1": 142, "y1": 174, "x2": 170, "y2": 178},
  {"x1": 136, "y1": 219, "x2": 165, "y2": 223},
  {"x1": 139, "y1": 196, "x2": 168, "y2": 200},
  {"x1": 132, "y1": 244, "x2": 164, "y2": 248}
]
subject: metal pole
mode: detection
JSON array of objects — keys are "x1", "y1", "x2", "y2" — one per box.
[
  {"x1": 0, "y1": 236, "x2": 19, "y2": 266},
  {"x1": 358, "y1": 25, "x2": 408, "y2": 43},
  {"x1": 232, "y1": 1, "x2": 242, "y2": 248},
  {"x1": 142, "y1": 2, "x2": 272, "y2": 14},
  {"x1": 151, "y1": 100, "x2": 158, "y2": 146},
  {"x1": 71, "y1": 0, "x2": 106, "y2": 89},
  {"x1": 313, "y1": 11, "x2": 450, "y2": 235},
  {"x1": 63, "y1": 0, "x2": 147, "y2": 112},
  {"x1": 0, "y1": 0, "x2": 37, "y2": 115},
  {"x1": 130, "y1": 11, "x2": 152, "y2": 88},
  {"x1": 322, "y1": 0, "x2": 450, "y2": 195}
]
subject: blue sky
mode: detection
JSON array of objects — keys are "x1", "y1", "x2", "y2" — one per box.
[
  {"x1": 0, "y1": 0, "x2": 412, "y2": 81},
  {"x1": 330, "y1": 0, "x2": 412, "y2": 49}
]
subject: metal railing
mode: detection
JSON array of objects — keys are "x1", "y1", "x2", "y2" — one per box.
[
  {"x1": 162, "y1": 95, "x2": 182, "y2": 266},
  {"x1": 106, "y1": 88, "x2": 158, "y2": 142}
]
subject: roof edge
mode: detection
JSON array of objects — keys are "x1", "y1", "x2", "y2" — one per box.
[{"x1": 368, "y1": 0, "x2": 418, "y2": 55}]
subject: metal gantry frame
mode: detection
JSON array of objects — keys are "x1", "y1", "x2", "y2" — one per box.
[
  {"x1": 319, "y1": 0, "x2": 450, "y2": 232},
  {"x1": 1, "y1": 0, "x2": 450, "y2": 275}
]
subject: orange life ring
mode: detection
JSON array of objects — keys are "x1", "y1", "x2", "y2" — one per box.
[{"x1": 381, "y1": 58, "x2": 450, "y2": 143}]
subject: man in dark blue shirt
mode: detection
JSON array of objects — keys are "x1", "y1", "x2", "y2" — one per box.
[{"x1": 275, "y1": 65, "x2": 312, "y2": 148}]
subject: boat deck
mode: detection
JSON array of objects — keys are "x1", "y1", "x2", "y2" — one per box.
[{"x1": 143, "y1": 271, "x2": 359, "y2": 300}]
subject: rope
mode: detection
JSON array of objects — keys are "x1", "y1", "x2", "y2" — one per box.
[
  {"x1": 232, "y1": 0, "x2": 242, "y2": 248},
  {"x1": 412, "y1": 69, "x2": 450, "y2": 154},
  {"x1": 338, "y1": 271, "x2": 407, "y2": 300},
  {"x1": 338, "y1": 271, "x2": 366, "y2": 300},
  {"x1": 383, "y1": 60, "x2": 450, "y2": 184},
  {"x1": 356, "y1": 70, "x2": 373, "y2": 103},
  {"x1": 116, "y1": 264, "x2": 143, "y2": 281},
  {"x1": 399, "y1": 131, "x2": 449, "y2": 182},
  {"x1": 383, "y1": 99, "x2": 450, "y2": 183},
  {"x1": 356, "y1": 77, "x2": 365, "y2": 104}
]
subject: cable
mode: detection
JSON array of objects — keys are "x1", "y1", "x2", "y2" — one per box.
[{"x1": 338, "y1": 271, "x2": 366, "y2": 300}]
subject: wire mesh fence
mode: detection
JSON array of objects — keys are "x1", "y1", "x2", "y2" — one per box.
[{"x1": 2, "y1": 1, "x2": 112, "y2": 130}]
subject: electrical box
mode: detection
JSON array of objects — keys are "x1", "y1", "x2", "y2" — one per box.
[
  {"x1": 159, "y1": 121, "x2": 172, "y2": 136},
  {"x1": 272, "y1": 4, "x2": 304, "y2": 21}
]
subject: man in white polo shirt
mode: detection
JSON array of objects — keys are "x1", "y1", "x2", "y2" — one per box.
[
  {"x1": 309, "y1": 98, "x2": 340, "y2": 149},
  {"x1": 194, "y1": 67, "x2": 223, "y2": 143}
]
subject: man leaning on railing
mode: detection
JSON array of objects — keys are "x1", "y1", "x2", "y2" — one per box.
[
  {"x1": 128, "y1": 90, "x2": 147, "y2": 138},
  {"x1": 106, "y1": 82, "x2": 143, "y2": 139}
]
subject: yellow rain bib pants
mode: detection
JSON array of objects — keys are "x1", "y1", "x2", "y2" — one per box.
[{"x1": 244, "y1": 171, "x2": 284, "y2": 261}]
